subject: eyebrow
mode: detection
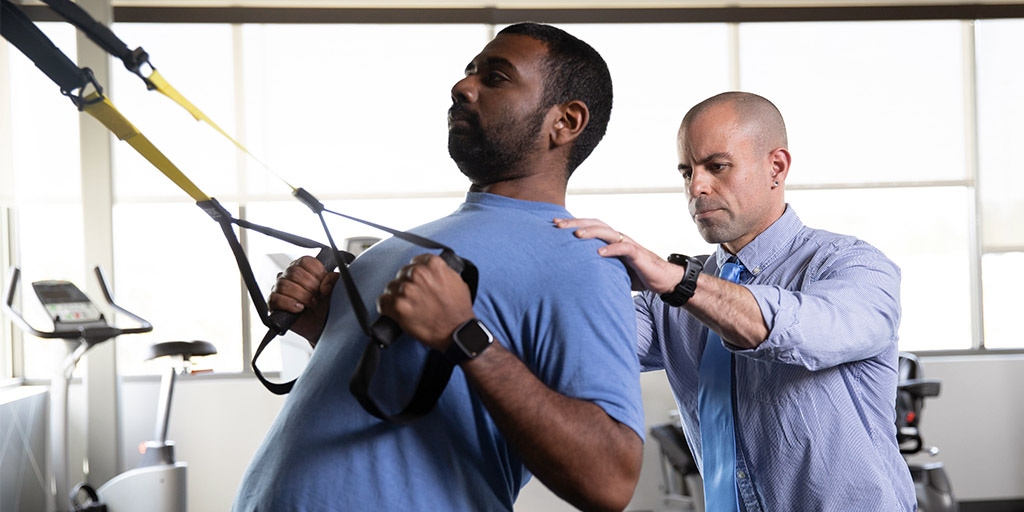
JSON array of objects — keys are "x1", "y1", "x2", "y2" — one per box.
[
  {"x1": 465, "y1": 56, "x2": 516, "y2": 75},
  {"x1": 678, "y1": 151, "x2": 732, "y2": 171}
]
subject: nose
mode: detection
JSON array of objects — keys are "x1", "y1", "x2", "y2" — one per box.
[
  {"x1": 687, "y1": 168, "x2": 712, "y2": 197},
  {"x1": 451, "y1": 75, "x2": 477, "y2": 104}
]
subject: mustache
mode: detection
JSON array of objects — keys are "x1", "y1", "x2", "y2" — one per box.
[
  {"x1": 690, "y1": 197, "x2": 724, "y2": 215},
  {"x1": 448, "y1": 103, "x2": 480, "y2": 127}
]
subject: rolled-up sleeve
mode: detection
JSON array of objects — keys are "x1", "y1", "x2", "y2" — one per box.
[{"x1": 744, "y1": 238, "x2": 901, "y2": 371}]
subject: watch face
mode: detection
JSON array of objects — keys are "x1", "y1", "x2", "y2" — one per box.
[{"x1": 455, "y1": 319, "x2": 494, "y2": 357}]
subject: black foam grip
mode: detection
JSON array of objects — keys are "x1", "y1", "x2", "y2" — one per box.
[{"x1": 267, "y1": 247, "x2": 338, "y2": 334}]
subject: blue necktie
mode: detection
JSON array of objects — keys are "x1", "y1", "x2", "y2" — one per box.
[{"x1": 698, "y1": 261, "x2": 744, "y2": 511}]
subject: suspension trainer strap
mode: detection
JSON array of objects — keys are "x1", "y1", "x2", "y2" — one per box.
[
  {"x1": 3, "y1": 8, "x2": 480, "y2": 422},
  {"x1": 81, "y1": 94, "x2": 209, "y2": 200},
  {"x1": 0, "y1": 0, "x2": 100, "y2": 107},
  {"x1": 39, "y1": 0, "x2": 295, "y2": 189},
  {"x1": 39, "y1": 0, "x2": 152, "y2": 83}
]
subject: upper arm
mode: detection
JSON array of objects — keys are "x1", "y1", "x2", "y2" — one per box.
[{"x1": 746, "y1": 241, "x2": 901, "y2": 370}]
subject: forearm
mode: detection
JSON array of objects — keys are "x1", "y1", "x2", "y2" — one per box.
[
  {"x1": 462, "y1": 343, "x2": 642, "y2": 512},
  {"x1": 684, "y1": 274, "x2": 769, "y2": 350}
]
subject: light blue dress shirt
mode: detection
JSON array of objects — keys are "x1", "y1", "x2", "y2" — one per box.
[{"x1": 637, "y1": 205, "x2": 917, "y2": 511}]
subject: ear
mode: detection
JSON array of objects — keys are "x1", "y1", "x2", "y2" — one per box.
[
  {"x1": 550, "y1": 100, "x2": 589, "y2": 148},
  {"x1": 769, "y1": 147, "x2": 792, "y2": 187}
]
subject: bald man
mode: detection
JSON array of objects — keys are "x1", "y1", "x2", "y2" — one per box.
[{"x1": 557, "y1": 91, "x2": 917, "y2": 510}]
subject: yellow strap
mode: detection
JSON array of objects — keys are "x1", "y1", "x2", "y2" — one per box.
[
  {"x1": 147, "y1": 70, "x2": 295, "y2": 191},
  {"x1": 81, "y1": 92, "x2": 210, "y2": 202}
]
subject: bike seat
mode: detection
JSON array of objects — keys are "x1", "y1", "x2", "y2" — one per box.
[{"x1": 145, "y1": 340, "x2": 218, "y2": 361}]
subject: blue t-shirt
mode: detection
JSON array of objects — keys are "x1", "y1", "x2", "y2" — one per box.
[{"x1": 233, "y1": 192, "x2": 643, "y2": 511}]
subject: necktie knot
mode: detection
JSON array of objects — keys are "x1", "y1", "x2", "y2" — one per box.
[{"x1": 719, "y1": 261, "x2": 745, "y2": 283}]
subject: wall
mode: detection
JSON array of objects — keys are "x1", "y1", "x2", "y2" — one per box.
[
  {"x1": 102, "y1": 354, "x2": 1024, "y2": 511},
  {"x1": 902, "y1": 355, "x2": 1024, "y2": 502},
  {"x1": 0, "y1": 386, "x2": 47, "y2": 512}
]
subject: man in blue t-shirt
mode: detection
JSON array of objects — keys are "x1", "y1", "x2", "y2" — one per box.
[{"x1": 233, "y1": 23, "x2": 644, "y2": 512}]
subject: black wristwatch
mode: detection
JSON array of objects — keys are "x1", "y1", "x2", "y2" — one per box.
[
  {"x1": 660, "y1": 254, "x2": 703, "y2": 307},
  {"x1": 444, "y1": 318, "x2": 494, "y2": 364}
]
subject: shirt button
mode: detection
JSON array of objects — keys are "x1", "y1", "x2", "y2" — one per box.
[{"x1": 737, "y1": 470, "x2": 746, "y2": 479}]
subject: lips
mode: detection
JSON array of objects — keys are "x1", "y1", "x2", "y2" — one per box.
[
  {"x1": 690, "y1": 199, "x2": 724, "y2": 221},
  {"x1": 448, "y1": 105, "x2": 478, "y2": 131},
  {"x1": 693, "y1": 209, "x2": 720, "y2": 221}
]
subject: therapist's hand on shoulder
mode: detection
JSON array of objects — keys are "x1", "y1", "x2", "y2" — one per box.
[
  {"x1": 378, "y1": 253, "x2": 475, "y2": 352},
  {"x1": 554, "y1": 217, "x2": 686, "y2": 294}
]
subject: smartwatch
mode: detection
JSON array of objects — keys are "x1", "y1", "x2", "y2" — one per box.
[
  {"x1": 660, "y1": 254, "x2": 703, "y2": 307},
  {"x1": 444, "y1": 318, "x2": 494, "y2": 364}
]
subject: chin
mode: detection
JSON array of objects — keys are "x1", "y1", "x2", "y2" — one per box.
[{"x1": 696, "y1": 225, "x2": 727, "y2": 245}]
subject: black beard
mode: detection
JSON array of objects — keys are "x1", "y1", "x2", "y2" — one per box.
[{"x1": 448, "y1": 104, "x2": 547, "y2": 186}]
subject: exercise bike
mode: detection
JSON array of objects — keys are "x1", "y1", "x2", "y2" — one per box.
[
  {"x1": 897, "y1": 351, "x2": 959, "y2": 512},
  {"x1": 3, "y1": 265, "x2": 216, "y2": 512}
]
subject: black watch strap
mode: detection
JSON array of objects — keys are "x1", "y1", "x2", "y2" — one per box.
[
  {"x1": 444, "y1": 318, "x2": 494, "y2": 364},
  {"x1": 660, "y1": 254, "x2": 703, "y2": 307}
]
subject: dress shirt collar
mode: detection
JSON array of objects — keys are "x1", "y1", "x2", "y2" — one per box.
[{"x1": 713, "y1": 204, "x2": 804, "y2": 280}]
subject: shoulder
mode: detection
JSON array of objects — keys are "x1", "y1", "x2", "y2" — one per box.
[{"x1": 797, "y1": 226, "x2": 901, "y2": 280}]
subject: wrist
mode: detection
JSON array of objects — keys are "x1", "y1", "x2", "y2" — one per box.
[
  {"x1": 444, "y1": 318, "x2": 495, "y2": 364},
  {"x1": 657, "y1": 264, "x2": 687, "y2": 295},
  {"x1": 659, "y1": 254, "x2": 703, "y2": 307}
]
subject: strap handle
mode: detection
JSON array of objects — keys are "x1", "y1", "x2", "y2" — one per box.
[
  {"x1": 251, "y1": 247, "x2": 340, "y2": 395},
  {"x1": 348, "y1": 249, "x2": 478, "y2": 424}
]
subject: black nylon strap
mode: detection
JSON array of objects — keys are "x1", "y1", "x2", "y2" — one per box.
[
  {"x1": 39, "y1": 0, "x2": 154, "y2": 86},
  {"x1": 349, "y1": 345, "x2": 456, "y2": 424},
  {"x1": 195, "y1": 199, "x2": 351, "y2": 395},
  {"x1": 348, "y1": 249, "x2": 477, "y2": 423},
  {"x1": 224, "y1": 194, "x2": 480, "y2": 424},
  {"x1": 0, "y1": 0, "x2": 99, "y2": 106},
  {"x1": 197, "y1": 198, "x2": 344, "y2": 324}
]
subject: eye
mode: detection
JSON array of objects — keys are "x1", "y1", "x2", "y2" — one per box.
[
  {"x1": 483, "y1": 71, "x2": 510, "y2": 85},
  {"x1": 679, "y1": 168, "x2": 693, "y2": 181},
  {"x1": 706, "y1": 162, "x2": 726, "y2": 172}
]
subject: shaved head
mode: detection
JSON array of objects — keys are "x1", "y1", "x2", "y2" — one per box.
[
  {"x1": 676, "y1": 91, "x2": 792, "y2": 252},
  {"x1": 680, "y1": 91, "x2": 788, "y2": 155}
]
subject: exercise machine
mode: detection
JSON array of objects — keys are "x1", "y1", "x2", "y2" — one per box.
[
  {"x1": 3, "y1": 266, "x2": 216, "y2": 512},
  {"x1": 649, "y1": 421, "x2": 704, "y2": 512},
  {"x1": 897, "y1": 352, "x2": 959, "y2": 512}
]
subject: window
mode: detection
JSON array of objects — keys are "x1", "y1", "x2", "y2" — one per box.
[
  {"x1": 738, "y1": 20, "x2": 973, "y2": 351},
  {"x1": 2, "y1": 22, "x2": 87, "y2": 380},
  {"x1": 976, "y1": 19, "x2": 1024, "y2": 349},
  {"x1": 5, "y1": 12, "x2": 1022, "y2": 382}
]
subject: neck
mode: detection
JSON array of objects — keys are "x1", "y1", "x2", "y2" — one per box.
[
  {"x1": 470, "y1": 156, "x2": 569, "y2": 205},
  {"x1": 472, "y1": 172, "x2": 567, "y2": 206}
]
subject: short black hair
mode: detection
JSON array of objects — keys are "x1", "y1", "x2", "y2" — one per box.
[{"x1": 498, "y1": 22, "x2": 613, "y2": 176}]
